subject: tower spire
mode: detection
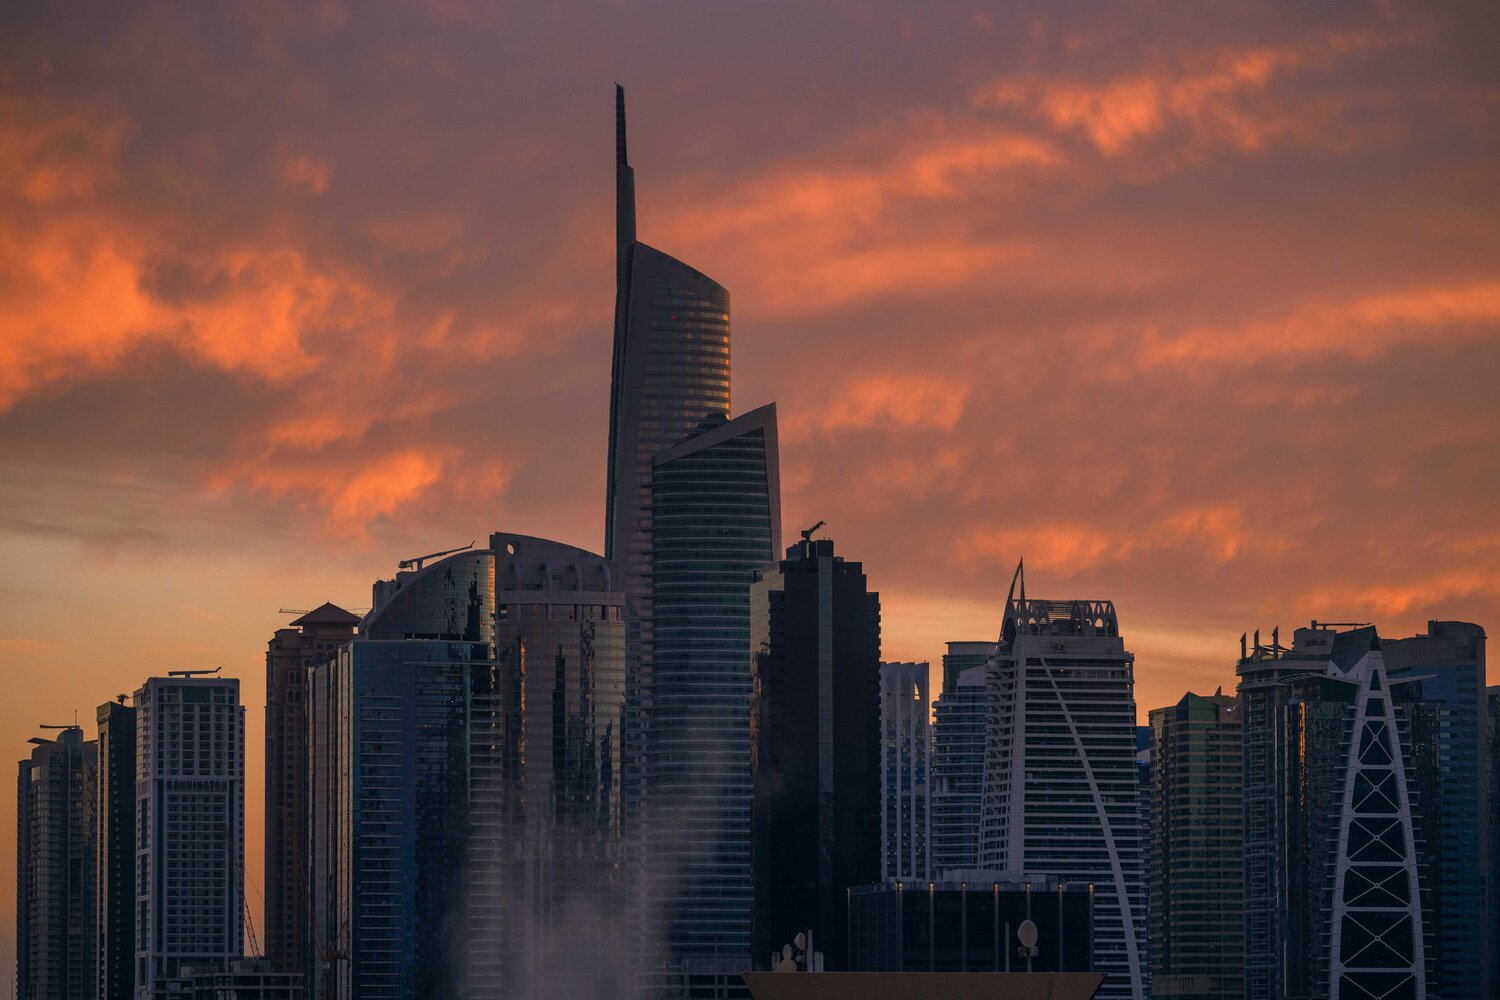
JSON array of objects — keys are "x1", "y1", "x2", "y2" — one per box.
[
  {"x1": 615, "y1": 84, "x2": 636, "y2": 253},
  {"x1": 616, "y1": 83, "x2": 628, "y2": 167}
]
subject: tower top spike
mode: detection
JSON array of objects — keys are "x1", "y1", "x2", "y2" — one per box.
[{"x1": 615, "y1": 84, "x2": 628, "y2": 167}]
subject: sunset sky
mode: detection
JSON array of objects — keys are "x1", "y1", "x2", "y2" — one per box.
[{"x1": 3, "y1": 0, "x2": 1499, "y2": 973}]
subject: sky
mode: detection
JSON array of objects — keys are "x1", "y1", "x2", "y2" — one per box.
[{"x1": 3, "y1": 0, "x2": 1499, "y2": 976}]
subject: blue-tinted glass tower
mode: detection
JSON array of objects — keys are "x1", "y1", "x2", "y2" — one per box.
[
  {"x1": 1384, "y1": 621, "x2": 1489, "y2": 999},
  {"x1": 604, "y1": 90, "x2": 733, "y2": 879},
  {"x1": 648, "y1": 405, "x2": 780, "y2": 974},
  {"x1": 309, "y1": 535, "x2": 626, "y2": 1000}
]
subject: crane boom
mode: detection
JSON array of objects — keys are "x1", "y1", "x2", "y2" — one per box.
[{"x1": 399, "y1": 540, "x2": 476, "y2": 572}]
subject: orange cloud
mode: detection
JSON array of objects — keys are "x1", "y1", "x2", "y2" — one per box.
[
  {"x1": 812, "y1": 371, "x2": 974, "y2": 433},
  {"x1": 1118, "y1": 279, "x2": 1500, "y2": 377},
  {"x1": 977, "y1": 29, "x2": 1408, "y2": 156}
]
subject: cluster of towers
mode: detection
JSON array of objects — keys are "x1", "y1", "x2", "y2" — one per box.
[{"x1": 13, "y1": 91, "x2": 1499, "y2": 1000}]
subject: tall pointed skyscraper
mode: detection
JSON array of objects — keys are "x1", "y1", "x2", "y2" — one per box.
[
  {"x1": 605, "y1": 84, "x2": 732, "y2": 703},
  {"x1": 605, "y1": 89, "x2": 734, "y2": 978}
]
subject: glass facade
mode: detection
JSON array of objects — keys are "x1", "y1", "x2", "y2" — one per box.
[
  {"x1": 97, "y1": 699, "x2": 137, "y2": 1000},
  {"x1": 847, "y1": 880, "x2": 1094, "y2": 973},
  {"x1": 931, "y1": 659, "x2": 989, "y2": 877},
  {"x1": 604, "y1": 95, "x2": 734, "y2": 961},
  {"x1": 748, "y1": 538, "x2": 881, "y2": 971},
  {"x1": 17, "y1": 726, "x2": 97, "y2": 1000},
  {"x1": 649, "y1": 406, "x2": 779, "y2": 966},
  {"x1": 1384, "y1": 621, "x2": 1489, "y2": 999},
  {"x1": 1148, "y1": 691, "x2": 1242, "y2": 1000},
  {"x1": 489, "y1": 533, "x2": 629, "y2": 999},
  {"x1": 879, "y1": 662, "x2": 930, "y2": 883},
  {"x1": 1237, "y1": 626, "x2": 1430, "y2": 1000},
  {"x1": 309, "y1": 537, "x2": 626, "y2": 1000}
]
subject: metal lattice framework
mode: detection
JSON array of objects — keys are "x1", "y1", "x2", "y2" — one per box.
[{"x1": 1328, "y1": 651, "x2": 1426, "y2": 1000}]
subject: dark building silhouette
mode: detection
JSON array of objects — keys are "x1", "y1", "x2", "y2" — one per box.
[
  {"x1": 1384, "y1": 621, "x2": 1489, "y2": 999},
  {"x1": 264, "y1": 603, "x2": 358, "y2": 981},
  {"x1": 16, "y1": 725, "x2": 97, "y2": 1000},
  {"x1": 648, "y1": 406, "x2": 780, "y2": 978},
  {"x1": 846, "y1": 879, "x2": 1094, "y2": 973},
  {"x1": 1148, "y1": 690, "x2": 1242, "y2": 1000},
  {"x1": 1490, "y1": 683, "x2": 1500, "y2": 1000},
  {"x1": 96, "y1": 698, "x2": 136, "y2": 1000},
  {"x1": 749, "y1": 535, "x2": 880, "y2": 971}
]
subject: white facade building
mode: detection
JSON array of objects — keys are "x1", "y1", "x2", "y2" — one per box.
[
  {"x1": 879, "y1": 661, "x2": 930, "y2": 881},
  {"x1": 977, "y1": 584, "x2": 1147, "y2": 1000},
  {"x1": 135, "y1": 675, "x2": 244, "y2": 998}
]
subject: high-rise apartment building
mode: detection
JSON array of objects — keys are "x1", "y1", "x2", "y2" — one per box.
[
  {"x1": 1148, "y1": 690, "x2": 1242, "y2": 1000},
  {"x1": 1384, "y1": 621, "x2": 1489, "y2": 999},
  {"x1": 1490, "y1": 684, "x2": 1500, "y2": 1000},
  {"x1": 97, "y1": 698, "x2": 137, "y2": 1000},
  {"x1": 1237, "y1": 625, "x2": 1426, "y2": 1000},
  {"x1": 135, "y1": 674, "x2": 245, "y2": 998},
  {"x1": 307, "y1": 533, "x2": 626, "y2": 1000},
  {"x1": 648, "y1": 406, "x2": 780, "y2": 975},
  {"x1": 930, "y1": 643, "x2": 993, "y2": 878},
  {"x1": 17, "y1": 724, "x2": 97, "y2": 1000},
  {"x1": 749, "y1": 534, "x2": 881, "y2": 971},
  {"x1": 879, "y1": 662, "x2": 930, "y2": 883},
  {"x1": 264, "y1": 603, "x2": 358, "y2": 981},
  {"x1": 940, "y1": 641, "x2": 994, "y2": 698},
  {"x1": 977, "y1": 577, "x2": 1147, "y2": 1000},
  {"x1": 929, "y1": 674, "x2": 985, "y2": 877}
]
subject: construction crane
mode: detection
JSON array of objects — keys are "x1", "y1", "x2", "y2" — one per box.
[
  {"x1": 28, "y1": 722, "x2": 82, "y2": 745},
  {"x1": 168, "y1": 667, "x2": 222, "y2": 678},
  {"x1": 800, "y1": 520, "x2": 826, "y2": 543},
  {"x1": 399, "y1": 541, "x2": 476, "y2": 572}
]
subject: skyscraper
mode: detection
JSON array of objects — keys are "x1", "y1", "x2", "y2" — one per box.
[
  {"x1": 16, "y1": 724, "x2": 97, "y2": 1000},
  {"x1": 135, "y1": 673, "x2": 245, "y2": 998},
  {"x1": 749, "y1": 533, "x2": 881, "y2": 971},
  {"x1": 879, "y1": 662, "x2": 930, "y2": 883},
  {"x1": 940, "y1": 641, "x2": 994, "y2": 699},
  {"x1": 1383, "y1": 621, "x2": 1489, "y2": 999},
  {"x1": 930, "y1": 642, "x2": 993, "y2": 878},
  {"x1": 1148, "y1": 690, "x2": 1242, "y2": 1000},
  {"x1": 306, "y1": 534, "x2": 627, "y2": 1000},
  {"x1": 264, "y1": 603, "x2": 358, "y2": 981},
  {"x1": 1237, "y1": 625, "x2": 1427, "y2": 1000},
  {"x1": 977, "y1": 569, "x2": 1147, "y2": 1000},
  {"x1": 310, "y1": 542, "x2": 496, "y2": 1000},
  {"x1": 490, "y1": 533, "x2": 628, "y2": 999},
  {"x1": 648, "y1": 405, "x2": 780, "y2": 974},
  {"x1": 604, "y1": 88, "x2": 733, "y2": 864},
  {"x1": 97, "y1": 698, "x2": 137, "y2": 1000},
  {"x1": 1490, "y1": 684, "x2": 1500, "y2": 1000}
]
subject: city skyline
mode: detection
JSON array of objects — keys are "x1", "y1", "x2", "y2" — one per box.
[{"x1": 3, "y1": 1, "x2": 1500, "y2": 984}]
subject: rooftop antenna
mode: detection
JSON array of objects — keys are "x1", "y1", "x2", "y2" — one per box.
[
  {"x1": 800, "y1": 520, "x2": 826, "y2": 543},
  {"x1": 399, "y1": 541, "x2": 475, "y2": 573},
  {"x1": 168, "y1": 666, "x2": 222, "y2": 678}
]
